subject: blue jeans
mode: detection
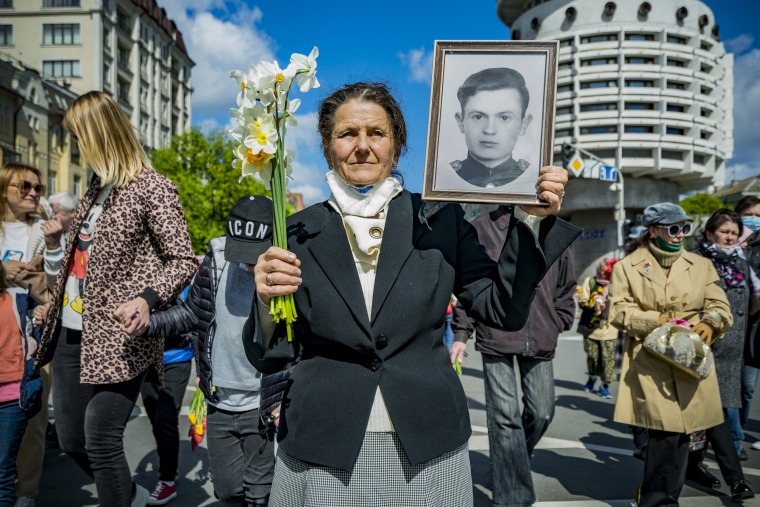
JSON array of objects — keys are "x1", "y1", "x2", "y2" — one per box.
[
  {"x1": 482, "y1": 354, "x2": 555, "y2": 507},
  {"x1": 0, "y1": 400, "x2": 29, "y2": 507},
  {"x1": 442, "y1": 313, "x2": 454, "y2": 351},
  {"x1": 741, "y1": 365, "x2": 759, "y2": 428},
  {"x1": 726, "y1": 408, "x2": 743, "y2": 454}
]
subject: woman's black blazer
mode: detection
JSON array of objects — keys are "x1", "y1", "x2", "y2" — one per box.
[{"x1": 244, "y1": 190, "x2": 581, "y2": 470}]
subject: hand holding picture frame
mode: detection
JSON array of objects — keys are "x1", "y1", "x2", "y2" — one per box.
[{"x1": 422, "y1": 40, "x2": 559, "y2": 206}]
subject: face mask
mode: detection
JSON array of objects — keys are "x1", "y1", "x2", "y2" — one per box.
[
  {"x1": 655, "y1": 236, "x2": 683, "y2": 252},
  {"x1": 715, "y1": 244, "x2": 739, "y2": 255},
  {"x1": 741, "y1": 216, "x2": 760, "y2": 233}
]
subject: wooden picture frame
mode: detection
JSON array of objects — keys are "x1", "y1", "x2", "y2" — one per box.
[{"x1": 422, "y1": 40, "x2": 559, "y2": 206}]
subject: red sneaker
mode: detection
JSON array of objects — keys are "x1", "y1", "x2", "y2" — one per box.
[{"x1": 147, "y1": 481, "x2": 177, "y2": 505}]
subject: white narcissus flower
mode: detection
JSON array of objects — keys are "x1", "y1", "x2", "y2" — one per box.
[
  {"x1": 284, "y1": 149, "x2": 296, "y2": 179},
  {"x1": 285, "y1": 98, "x2": 300, "y2": 126},
  {"x1": 244, "y1": 113, "x2": 278, "y2": 156},
  {"x1": 232, "y1": 143, "x2": 274, "y2": 187},
  {"x1": 256, "y1": 60, "x2": 295, "y2": 106},
  {"x1": 290, "y1": 47, "x2": 320, "y2": 93},
  {"x1": 229, "y1": 69, "x2": 256, "y2": 108}
]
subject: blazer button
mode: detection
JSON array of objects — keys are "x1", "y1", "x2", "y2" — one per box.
[
  {"x1": 738, "y1": 310, "x2": 744, "y2": 317},
  {"x1": 376, "y1": 334, "x2": 388, "y2": 350},
  {"x1": 370, "y1": 359, "x2": 381, "y2": 371}
]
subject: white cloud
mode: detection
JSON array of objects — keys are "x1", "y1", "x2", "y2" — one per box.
[
  {"x1": 726, "y1": 33, "x2": 754, "y2": 55},
  {"x1": 284, "y1": 111, "x2": 327, "y2": 205},
  {"x1": 398, "y1": 47, "x2": 434, "y2": 84},
  {"x1": 730, "y1": 47, "x2": 760, "y2": 179},
  {"x1": 725, "y1": 162, "x2": 760, "y2": 182}
]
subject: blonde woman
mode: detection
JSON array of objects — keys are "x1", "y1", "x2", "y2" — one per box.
[
  {"x1": 0, "y1": 163, "x2": 46, "y2": 507},
  {"x1": 35, "y1": 91, "x2": 197, "y2": 507}
]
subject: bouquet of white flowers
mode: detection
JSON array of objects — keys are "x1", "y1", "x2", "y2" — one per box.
[{"x1": 228, "y1": 47, "x2": 320, "y2": 341}]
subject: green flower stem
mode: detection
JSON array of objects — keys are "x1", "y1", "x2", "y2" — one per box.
[{"x1": 268, "y1": 108, "x2": 297, "y2": 342}]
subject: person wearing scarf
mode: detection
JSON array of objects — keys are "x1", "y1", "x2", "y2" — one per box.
[
  {"x1": 695, "y1": 209, "x2": 759, "y2": 456},
  {"x1": 243, "y1": 82, "x2": 580, "y2": 506},
  {"x1": 609, "y1": 202, "x2": 753, "y2": 504}
]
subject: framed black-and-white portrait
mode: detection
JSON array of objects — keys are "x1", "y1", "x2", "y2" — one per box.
[{"x1": 422, "y1": 40, "x2": 559, "y2": 206}]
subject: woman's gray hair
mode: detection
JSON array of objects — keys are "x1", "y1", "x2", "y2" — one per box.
[{"x1": 49, "y1": 191, "x2": 79, "y2": 212}]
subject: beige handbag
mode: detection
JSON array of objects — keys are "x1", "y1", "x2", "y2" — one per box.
[{"x1": 642, "y1": 323, "x2": 713, "y2": 380}]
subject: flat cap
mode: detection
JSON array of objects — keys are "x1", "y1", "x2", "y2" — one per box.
[{"x1": 642, "y1": 202, "x2": 693, "y2": 227}]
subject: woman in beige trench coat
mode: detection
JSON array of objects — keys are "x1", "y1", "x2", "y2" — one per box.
[{"x1": 608, "y1": 203, "x2": 749, "y2": 506}]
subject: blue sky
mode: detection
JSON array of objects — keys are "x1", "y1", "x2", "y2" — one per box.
[{"x1": 158, "y1": 0, "x2": 760, "y2": 205}]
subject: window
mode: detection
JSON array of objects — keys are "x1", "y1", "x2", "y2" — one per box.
[
  {"x1": 625, "y1": 57, "x2": 655, "y2": 65},
  {"x1": 580, "y1": 126, "x2": 617, "y2": 135},
  {"x1": 626, "y1": 33, "x2": 655, "y2": 41},
  {"x1": 626, "y1": 80, "x2": 655, "y2": 88},
  {"x1": 667, "y1": 81, "x2": 686, "y2": 90},
  {"x1": 700, "y1": 40, "x2": 713, "y2": 51},
  {"x1": 73, "y1": 175, "x2": 81, "y2": 197},
  {"x1": 701, "y1": 108, "x2": 712, "y2": 118},
  {"x1": 556, "y1": 106, "x2": 573, "y2": 116},
  {"x1": 580, "y1": 80, "x2": 617, "y2": 89},
  {"x1": 667, "y1": 58, "x2": 686, "y2": 67},
  {"x1": 661, "y1": 150, "x2": 683, "y2": 160},
  {"x1": 666, "y1": 35, "x2": 687, "y2": 44},
  {"x1": 557, "y1": 83, "x2": 574, "y2": 93},
  {"x1": 581, "y1": 57, "x2": 616, "y2": 66},
  {"x1": 694, "y1": 154, "x2": 707, "y2": 165},
  {"x1": 554, "y1": 128, "x2": 572, "y2": 137},
  {"x1": 118, "y1": 46, "x2": 130, "y2": 69},
  {"x1": 42, "y1": 60, "x2": 81, "y2": 78},
  {"x1": 667, "y1": 104, "x2": 685, "y2": 113},
  {"x1": 558, "y1": 60, "x2": 573, "y2": 70},
  {"x1": 700, "y1": 63, "x2": 713, "y2": 73},
  {"x1": 624, "y1": 125, "x2": 654, "y2": 133},
  {"x1": 581, "y1": 103, "x2": 617, "y2": 112},
  {"x1": 103, "y1": 62, "x2": 111, "y2": 86},
  {"x1": 43, "y1": 24, "x2": 81, "y2": 45},
  {"x1": 43, "y1": 0, "x2": 80, "y2": 5},
  {"x1": 559, "y1": 38, "x2": 573, "y2": 47},
  {"x1": 700, "y1": 131, "x2": 712, "y2": 140},
  {"x1": 666, "y1": 127, "x2": 686, "y2": 136},
  {"x1": 0, "y1": 25, "x2": 11, "y2": 46},
  {"x1": 625, "y1": 102, "x2": 655, "y2": 110},
  {"x1": 581, "y1": 34, "x2": 618, "y2": 43},
  {"x1": 47, "y1": 172, "x2": 57, "y2": 194},
  {"x1": 622, "y1": 148, "x2": 652, "y2": 158},
  {"x1": 0, "y1": 0, "x2": 12, "y2": 7},
  {"x1": 118, "y1": 80, "x2": 130, "y2": 103},
  {"x1": 117, "y1": 11, "x2": 130, "y2": 32},
  {"x1": 700, "y1": 85, "x2": 712, "y2": 95},
  {"x1": 589, "y1": 149, "x2": 616, "y2": 159},
  {"x1": 103, "y1": 26, "x2": 110, "y2": 49}
]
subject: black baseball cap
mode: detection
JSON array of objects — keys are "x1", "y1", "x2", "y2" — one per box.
[{"x1": 224, "y1": 195, "x2": 273, "y2": 264}]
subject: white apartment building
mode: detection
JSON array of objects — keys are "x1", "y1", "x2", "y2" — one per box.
[
  {"x1": 496, "y1": 0, "x2": 734, "y2": 272},
  {"x1": 0, "y1": 0, "x2": 193, "y2": 151}
]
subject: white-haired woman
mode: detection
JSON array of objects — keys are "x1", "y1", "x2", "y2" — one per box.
[{"x1": 35, "y1": 91, "x2": 197, "y2": 507}]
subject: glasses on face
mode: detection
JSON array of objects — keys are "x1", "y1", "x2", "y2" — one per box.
[
  {"x1": 656, "y1": 223, "x2": 692, "y2": 238},
  {"x1": 9, "y1": 180, "x2": 46, "y2": 196}
]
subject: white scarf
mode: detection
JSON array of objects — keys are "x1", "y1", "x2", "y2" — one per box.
[{"x1": 326, "y1": 171, "x2": 402, "y2": 264}]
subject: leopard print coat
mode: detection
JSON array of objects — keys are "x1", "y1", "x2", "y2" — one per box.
[{"x1": 36, "y1": 166, "x2": 197, "y2": 384}]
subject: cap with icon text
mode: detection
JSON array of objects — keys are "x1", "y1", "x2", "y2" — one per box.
[{"x1": 224, "y1": 195, "x2": 273, "y2": 264}]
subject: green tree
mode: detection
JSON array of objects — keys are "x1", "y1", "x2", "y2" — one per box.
[
  {"x1": 151, "y1": 129, "x2": 270, "y2": 254},
  {"x1": 679, "y1": 193, "x2": 730, "y2": 217}
]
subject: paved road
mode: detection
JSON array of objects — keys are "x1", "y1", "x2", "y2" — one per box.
[{"x1": 37, "y1": 327, "x2": 760, "y2": 506}]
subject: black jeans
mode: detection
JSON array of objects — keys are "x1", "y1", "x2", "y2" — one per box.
[
  {"x1": 52, "y1": 327, "x2": 148, "y2": 507},
  {"x1": 639, "y1": 429, "x2": 690, "y2": 507},
  {"x1": 140, "y1": 360, "x2": 192, "y2": 481},
  {"x1": 688, "y1": 413, "x2": 744, "y2": 483},
  {"x1": 206, "y1": 405, "x2": 275, "y2": 506}
]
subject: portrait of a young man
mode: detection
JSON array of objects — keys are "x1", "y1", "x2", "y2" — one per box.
[{"x1": 451, "y1": 67, "x2": 533, "y2": 189}]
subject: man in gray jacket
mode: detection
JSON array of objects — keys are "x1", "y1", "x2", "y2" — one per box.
[{"x1": 451, "y1": 205, "x2": 577, "y2": 507}]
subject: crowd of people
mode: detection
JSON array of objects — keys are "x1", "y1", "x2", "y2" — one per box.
[{"x1": 0, "y1": 79, "x2": 759, "y2": 507}]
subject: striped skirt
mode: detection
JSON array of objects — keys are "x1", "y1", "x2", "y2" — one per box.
[{"x1": 269, "y1": 432, "x2": 473, "y2": 506}]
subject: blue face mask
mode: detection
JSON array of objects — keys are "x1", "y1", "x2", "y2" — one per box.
[{"x1": 742, "y1": 216, "x2": 760, "y2": 233}]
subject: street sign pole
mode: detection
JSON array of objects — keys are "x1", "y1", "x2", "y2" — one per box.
[{"x1": 566, "y1": 143, "x2": 626, "y2": 256}]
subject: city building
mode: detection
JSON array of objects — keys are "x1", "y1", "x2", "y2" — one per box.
[
  {"x1": 0, "y1": 53, "x2": 87, "y2": 197},
  {"x1": 496, "y1": 0, "x2": 733, "y2": 273},
  {"x1": 0, "y1": 0, "x2": 193, "y2": 152}
]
